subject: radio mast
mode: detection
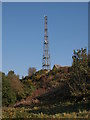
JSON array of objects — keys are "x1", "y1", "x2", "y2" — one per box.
[{"x1": 42, "y1": 16, "x2": 51, "y2": 70}]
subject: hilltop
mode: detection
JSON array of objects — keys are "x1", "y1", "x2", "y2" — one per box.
[{"x1": 2, "y1": 48, "x2": 90, "y2": 118}]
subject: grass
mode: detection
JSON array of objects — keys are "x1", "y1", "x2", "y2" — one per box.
[{"x1": 2, "y1": 101, "x2": 90, "y2": 118}]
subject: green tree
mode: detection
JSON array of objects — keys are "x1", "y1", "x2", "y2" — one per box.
[
  {"x1": 69, "y1": 48, "x2": 88, "y2": 96},
  {"x1": 2, "y1": 73, "x2": 16, "y2": 106},
  {"x1": 2, "y1": 71, "x2": 26, "y2": 106}
]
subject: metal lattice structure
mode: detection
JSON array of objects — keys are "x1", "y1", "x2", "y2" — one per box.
[{"x1": 42, "y1": 16, "x2": 51, "y2": 70}]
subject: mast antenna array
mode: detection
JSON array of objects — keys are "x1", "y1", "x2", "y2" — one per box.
[{"x1": 42, "y1": 16, "x2": 51, "y2": 70}]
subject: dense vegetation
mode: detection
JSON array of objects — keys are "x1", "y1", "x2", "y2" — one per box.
[
  {"x1": 2, "y1": 71, "x2": 36, "y2": 106},
  {"x1": 2, "y1": 48, "x2": 90, "y2": 118}
]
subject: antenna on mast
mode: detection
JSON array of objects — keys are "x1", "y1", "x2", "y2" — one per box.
[{"x1": 42, "y1": 16, "x2": 51, "y2": 70}]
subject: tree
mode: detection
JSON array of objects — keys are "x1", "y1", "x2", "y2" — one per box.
[
  {"x1": 69, "y1": 48, "x2": 88, "y2": 96},
  {"x1": 28, "y1": 67, "x2": 36, "y2": 77},
  {"x1": 2, "y1": 73, "x2": 17, "y2": 106},
  {"x1": 7, "y1": 70, "x2": 19, "y2": 81}
]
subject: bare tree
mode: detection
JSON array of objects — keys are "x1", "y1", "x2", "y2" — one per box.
[{"x1": 28, "y1": 67, "x2": 36, "y2": 76}]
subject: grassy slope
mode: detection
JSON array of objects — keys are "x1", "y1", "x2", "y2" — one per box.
[{"x1": 2, "y1": 68, "x2": 90, "y2": 118}]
